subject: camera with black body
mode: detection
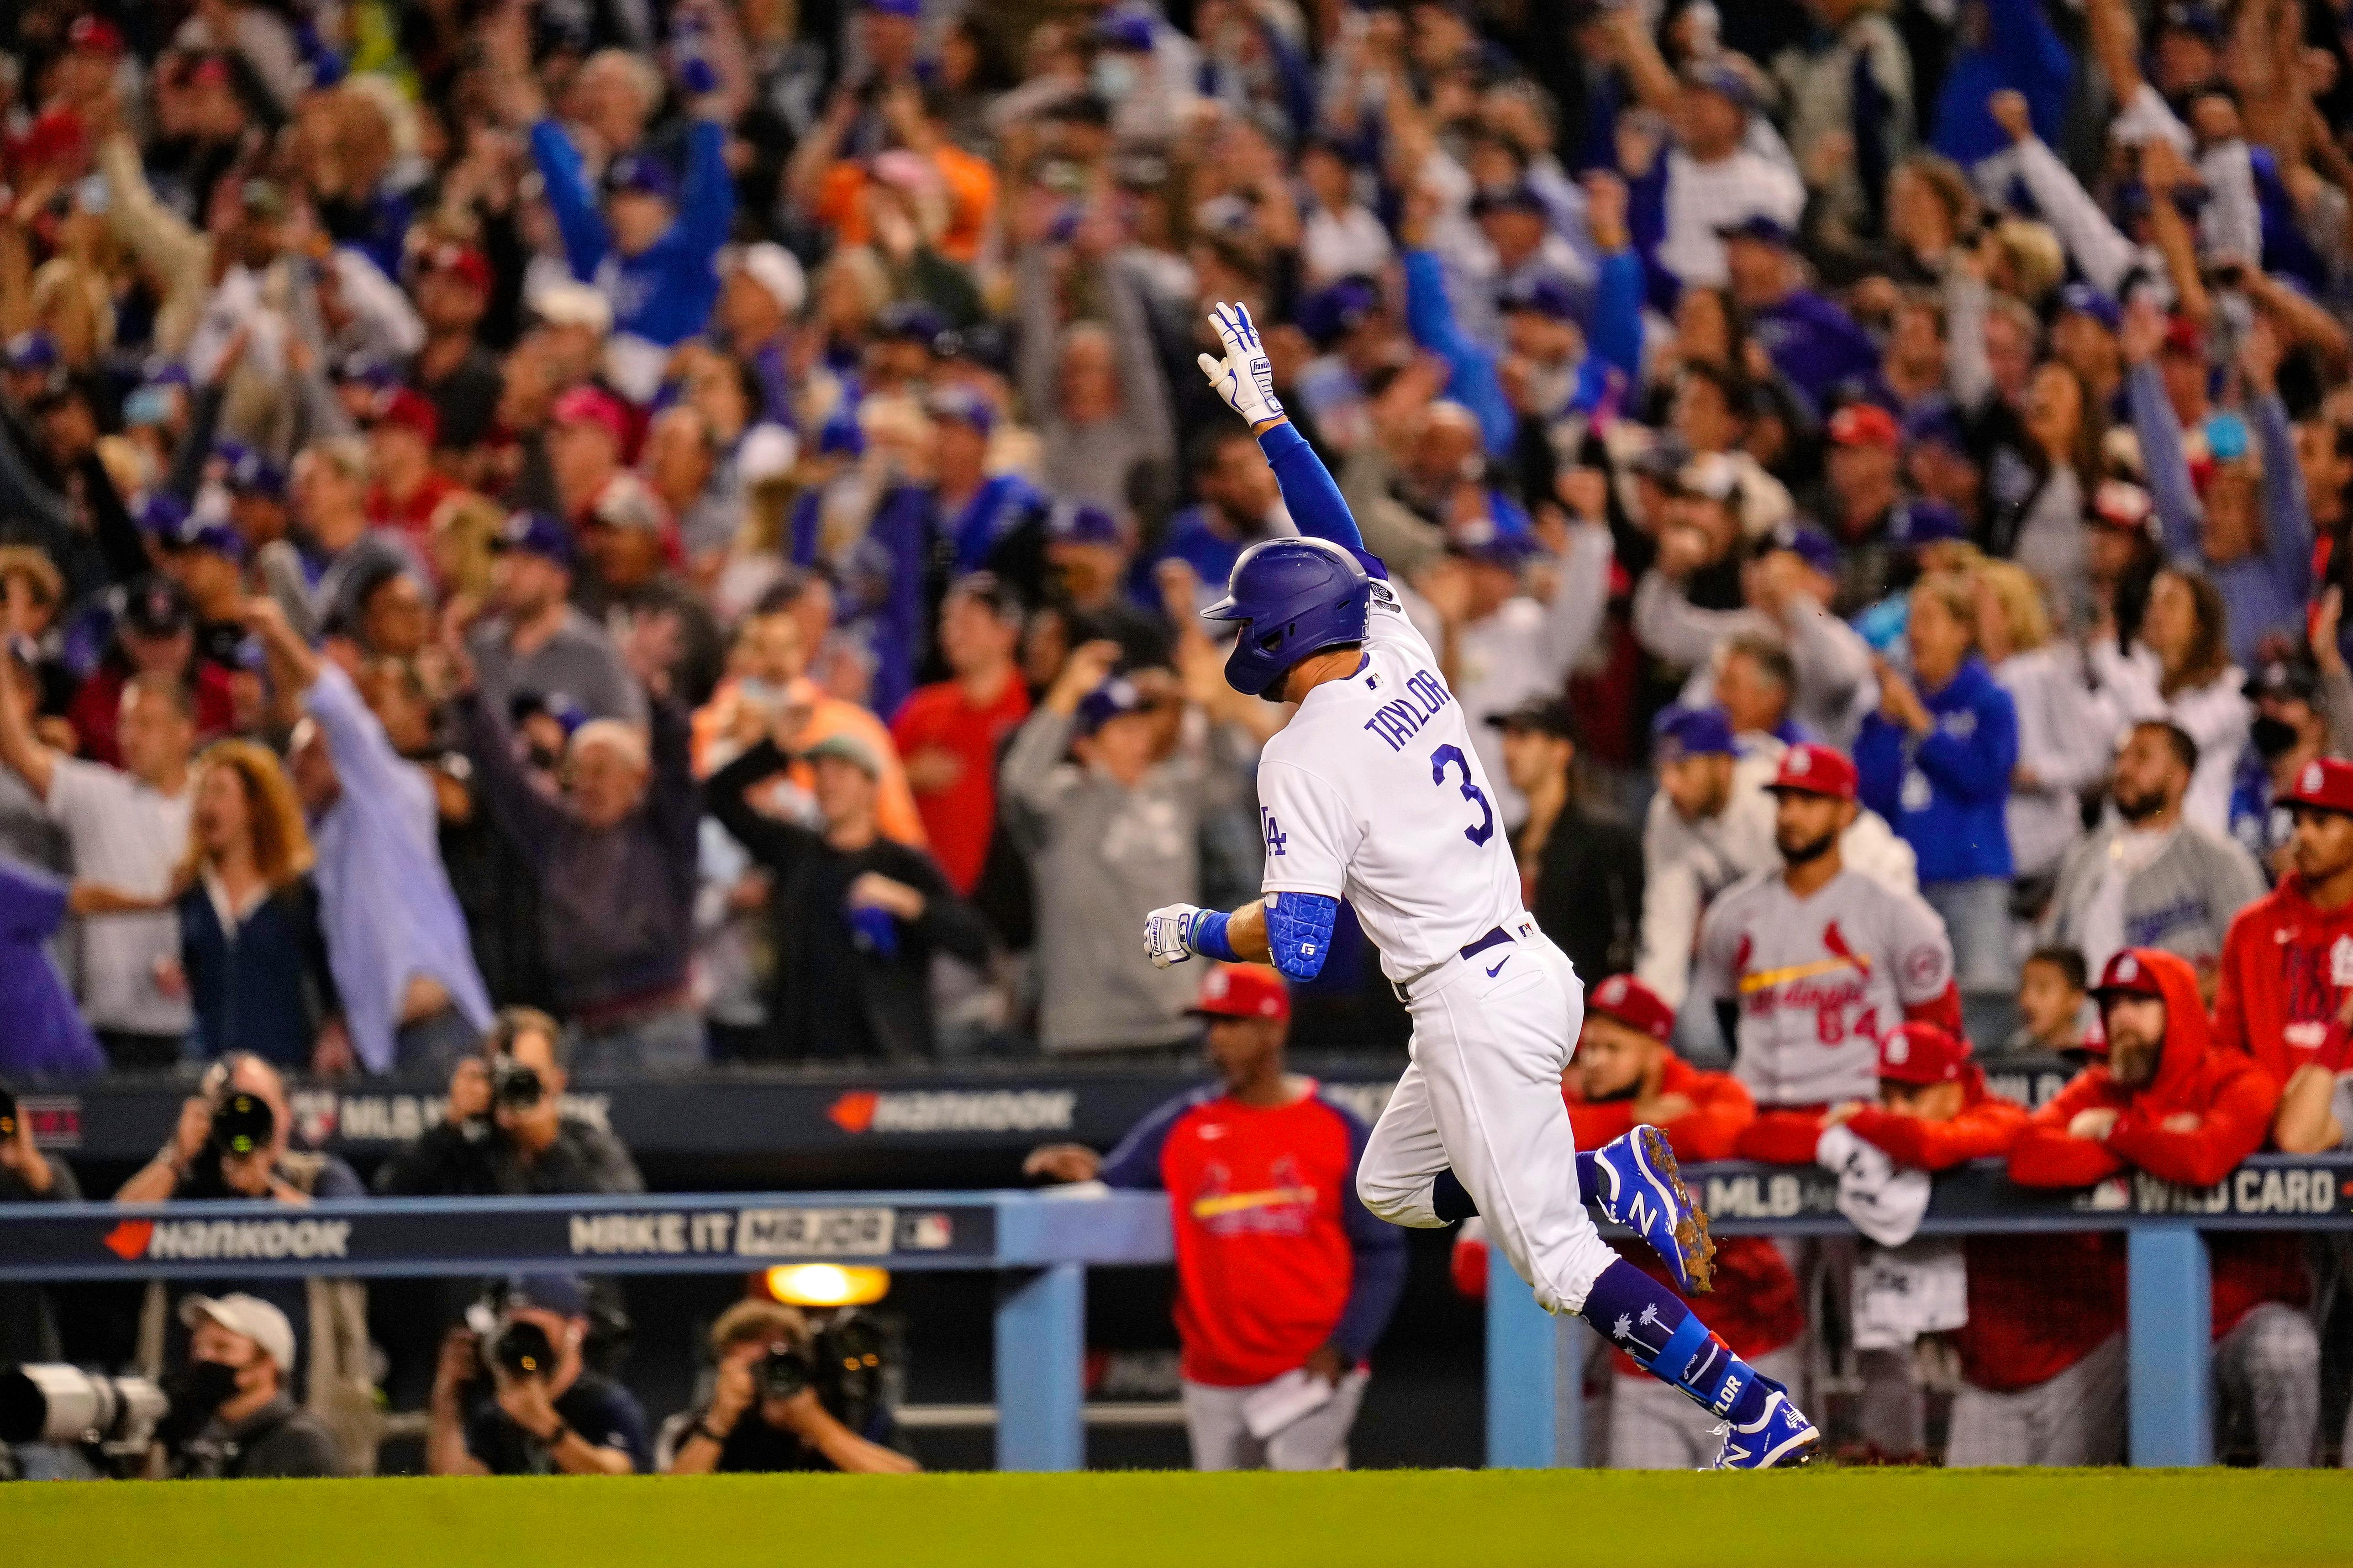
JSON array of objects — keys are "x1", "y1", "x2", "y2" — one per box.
[
  {"x1": 491, "y1": 1059, "x2": 544, "y2": 1114},
  {"x1": 0, "y1": 1084, "x2": 18, "y2": 1142},
  {"x1": 754, "y1": 1310, "x2": 897, "y2": 1437},
  {"x1": 490, "y1": 1319, "x2": 557, "y2": 1381},
  {"x1": 206, "y1": 1091, "x2": 274, "y2": 1161}
]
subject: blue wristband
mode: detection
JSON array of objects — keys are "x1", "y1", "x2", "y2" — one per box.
[{"x1": 1191, "y1": 909, "x2": 1242, "y2": 963}]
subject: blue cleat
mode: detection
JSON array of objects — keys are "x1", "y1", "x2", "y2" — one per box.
[
  {"x1": 1708, "y1": 1376, "x2": 1821, "y2": 1470},
  {"x1": 1592, "y1": 1125, "x2": 1716, "y2": 1294}
]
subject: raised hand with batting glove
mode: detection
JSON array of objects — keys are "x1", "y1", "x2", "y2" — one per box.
[{"x1": 1196, "y1": 301, "x2": 1285, "y2": 429}]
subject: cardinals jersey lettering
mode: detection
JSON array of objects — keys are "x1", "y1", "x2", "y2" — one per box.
[
  {"x1": 1099, "y1": 1082, "x2": 1404, "y2": 1387},
  {"x1": 1255, "y1": 585, "x2": 1526, "y2": 982},
  {"x1": 1694, "y1": 868, "x2": 1954, "y2": 1106}
]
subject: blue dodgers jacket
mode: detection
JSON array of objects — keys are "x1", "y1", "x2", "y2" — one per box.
[
  {"x1": 1855, "y1": 654, "x2": 2020, "y2": 884},
  {"x1": 532, "y1": 117, "x2": 735, "y2": 347}
]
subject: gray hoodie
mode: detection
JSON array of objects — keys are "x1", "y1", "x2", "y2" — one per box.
[{"x1": 1000, "y1": 707, "x2": 1249, "y2": 1052}]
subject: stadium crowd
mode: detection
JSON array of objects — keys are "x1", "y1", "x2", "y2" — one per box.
[{"x1": 0, "y1": 0, "x2": 2350, "y2": 1472}]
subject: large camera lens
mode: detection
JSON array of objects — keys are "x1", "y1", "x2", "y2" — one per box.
[
  {"x1": 491, "y1": 1321, "x2": 557, "y2": 1379},
  {"x1": 0, "y1": 1365, "x2": 168, "y2": 1446},
  {"x1": 209, "y1": 1093, "x2": 273, "y2": 1158},
  {"x1": 755, "y1": 1343, "x2": 808, "y2": 1400},
  {"x1": 492, "y1": 1062, "x2": 544, "y2": 1111}
]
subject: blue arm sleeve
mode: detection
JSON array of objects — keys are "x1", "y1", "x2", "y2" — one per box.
[
  {"x1": 2127, "y1": 363, "x2": 2204, "y2": 562},
  {"x1": 1097, "y1": 1090, "x2": 1208, "y2": 1189},
  {"x1": 1586, "y1": 250, "x2": 1645, "y2": 388},
  {"x1": 2253, "y1": 392, "x2": 2315, "y2": 601},
  {"x1": 1267, "y1": 892, "x2": 1341, "y2": 982},
  {"x1": 671, "y1": 118, "x2": 736, "y2": 265},
  {"x1": 1851, "y1": 715, "x2": 1907, "y2": 819},
  {"x1": 1326, "y1": 1099, "x2": 1408, "y2": 1361},
  {"x1": 0, "y1": 853, "x2": 68, "y2": 942},
  {"x1": 528, "y1": 120, "x2": 610, "y2": 281},
  {"x1": 1256, "y1": 421, "x2": 1369, "y2": 558},
  {"x1": 1401, "y1": 250, "x2": 1513, "y2": 458}
]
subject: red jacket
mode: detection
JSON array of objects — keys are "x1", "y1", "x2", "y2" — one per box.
[
  {"x1": 2211, "y1": 875, "x2": 2353, "y2": 1086},
  {"x1": 1847, "y1": 1077, "x2": 2125, "y2": 1391},
  {"x1": 1563, "y1": 1059, "x2": 1805, "y2": 1367},
  {"x1": 2010, "y1": 947, "x2": 2307, "y2": 1337}
]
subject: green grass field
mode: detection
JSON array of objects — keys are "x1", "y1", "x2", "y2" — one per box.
[{"x1": 7, "y1": 1469, "x2": 2352, "y2": 1567}]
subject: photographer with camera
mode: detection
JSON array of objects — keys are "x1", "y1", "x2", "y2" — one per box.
[
  {"x1": 164, "y1": 1294, "x2": 347, "y2": 1478},
  {"x1": 659, "y1": 1300, "x2": 919, "y2": 1475},
  {"x1": 427, "y1": 1273, "x2": 648, "y2": 1476},
  {"x1": 115, "y1": 1053, "x2": 368, "y2": 1402},
  {"x1": 0, "y1": 1078, "x2": 79, "y2": 1377},
  {"x1": 374, "y1": 1007, "x2": 643, "y2": 1198}
]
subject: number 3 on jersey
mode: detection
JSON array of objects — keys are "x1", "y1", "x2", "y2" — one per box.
[{"x1": 1429, "y1": 744, "x2": 1494, "y2": 846}]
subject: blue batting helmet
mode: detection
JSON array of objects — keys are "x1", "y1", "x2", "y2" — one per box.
[{"x1": 1201, "y1": 537, "x2": 1371, "y2": 698}]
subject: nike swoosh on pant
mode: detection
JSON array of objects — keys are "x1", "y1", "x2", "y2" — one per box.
[{"x1": 1485, "y1": 957, "x2": 1509, "y2": 978}]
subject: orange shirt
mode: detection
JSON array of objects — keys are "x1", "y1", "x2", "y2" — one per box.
[{"x1": 691, "y1": 676, "x2": 927, "y2": 849}]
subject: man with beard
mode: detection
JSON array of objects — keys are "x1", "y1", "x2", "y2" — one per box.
[
  {"x1": 2215, "y1": 757, "x2": 2353, "y2": 1092},
  {"x1": 1691, "y1": 743, "x2": 1961, "y2": 1130},
  {"x1": 2013, "y1": 948, "x2": 2319, "y2": 1467},
  {"x1": 2048, "y1": 721, "x2": 2266, "y2": 991}
]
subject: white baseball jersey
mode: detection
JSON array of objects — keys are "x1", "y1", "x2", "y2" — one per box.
[
  {"x1": 1692, "y1": 868, "x2": 1954, "y2": 1107},
  {"x1": 1255, "y1": 579, "x2": 1526, "y2": 984}
]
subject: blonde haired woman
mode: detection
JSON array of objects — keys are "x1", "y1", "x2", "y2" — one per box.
[
  {"x1": 1974, "y1": 561, "x2": 2107, "y2": 893},
  {"x1": 174, "y1": 742, "x2": 345, "y2": 1073}
]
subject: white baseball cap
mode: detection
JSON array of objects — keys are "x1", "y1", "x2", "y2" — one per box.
[
  {"x1": 532, "y1": 280, "x2": 614, "y2": 337},
  {"x1": 179, "y1": 1292, "x2": 296, "y2": 1373},
  {"x1": 724, "y1": 242, "x2": 806, "y2": 318}
]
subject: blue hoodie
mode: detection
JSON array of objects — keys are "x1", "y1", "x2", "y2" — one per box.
[
  {"x1": 533, "y1": 117, "x2": 736, "y2": 347},
  {"x1": 0, "y1": 855, "x2": 104, "y2": 1079},
  {"x1": 1855, "y1": 654, "x2": 2019, "y2": 884}
]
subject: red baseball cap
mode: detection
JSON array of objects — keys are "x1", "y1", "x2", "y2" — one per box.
[
  {"x1": 1586, "y1": 973, "x2": 1674, "y2": 1042},
  {"x1": 373, "y1": 388, "x2": 440, "y2": 445},
  {"x1": 2161, "y1": 316, "x2": 2205, "y2": 358},
  {"x1": 1766, "y1": 742, "x2": 1858, "y2": 801},
  {"x1": 2090, "y1": 948, "x2": 2165, "y2": 1002},
  {"x1": 552, "y1": 384, "x2": 630, "y2": 446},
  {"x1": 1189, "y1": 963, "x2": 1290, "y2": 1023},
  {"x1": 416, "y1": 242, "x2": 493, "y2": 296},
  {"x1": 1877, "y1": 1022, "x2": 1971, "y2": 1086},
  {"x1": 1827, "y1": 404, "x2": 1900, "y2": 451},
  {"x1": 2281, "y1": 756, "x2": 2353, "y2": 816},
  {"x1": 68, "y1": 16, "x2": 125, "y2": 55}
]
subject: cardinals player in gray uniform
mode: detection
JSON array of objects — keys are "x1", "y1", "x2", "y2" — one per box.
[{"x1": 1140, "y1": 302, "x2": 1822, "y2": 1468}]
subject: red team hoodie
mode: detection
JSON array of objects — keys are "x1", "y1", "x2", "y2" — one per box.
[
  {"x1": 2010, "y1": 948, "x2": 2306, "y2": 1340},
  {"x1": 1099, "y1": 1081, "x2": 1406, "y2": 1388},
  {"x1": 2211, "y1": 872, "x2": 2353, "y2": 1085}
]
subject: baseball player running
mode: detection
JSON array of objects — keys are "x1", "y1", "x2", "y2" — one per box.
[{"x1": 1143, "y1": 303, "x2": 1819, "y2": 1468}]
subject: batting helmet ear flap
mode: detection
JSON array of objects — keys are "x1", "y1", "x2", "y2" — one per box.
[{"x1": 1202, "y1": 537, "x2": 1372, "y2": 696}]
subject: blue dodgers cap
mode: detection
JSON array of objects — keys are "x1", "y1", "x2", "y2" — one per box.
[
  {"x1": 174, "y1": 519, "x2": 247, "y2": 563},
  {"x1": 816, "y1": 406, "x2": 866, "y2": 458},
  {"x1": 1497, "y1": 274, "x2": 1579, "y2": 321},
  {"x1": 492, "y1": 510, "x2": 579, "y2": 569},
  {"x1": 1295, "y1": 276, "x2": 1381, "y2": 349},
  {"x1": 877, "y1": 299, "x2": 947, "y2": 345},
  {"x1": 605, "y1": 152, "x2": 678, "y2": 202},
  {"x1": 1769, "y1": 521, "x2": 1841, "y2": 576},
  {"x1": 135, "y1": 491, "x2": 190, "y2": 538},
  {"x1": 1652, "y1": 703, "x2": 1736, "y2": 761},
  {"x1": 1714, "y1": 213, "x2": 1795, "y2": 248},
  {"x1": 1902, "y1": 401, "x2": 1969, "y2": 455},
  {"x1": 1469, "y1": 182, "x2": 1548, "y2": 221},
  {"x1": 504, "y1": 1272, "x2": 591, "y2": 1317},
  {"x1": 2, "y1": 329, "x2": 58, "y2": 373},
  {"x1": 1885, "y1": 498, "x2": 1968, "y2": 548},
  {"x1": 926, "y1": 385, "x2": 996, "y2": 437},
  {"x1": 1684, "y1": 61, "x2": 1755, "y2": 112},
  {"x1": 220, "y1": 442, "x2": 289, "y2": 500},
  {"x1": 1093, "y1": 7, "x2": 1158, "y2": 50},
  {"x1": 1046, "y1": 500, "x2": 1122, "y2": 547},
  {"x1": 2057, "y1": 283, "x2": 2122, "y2": 333},
  {"x1": 1076, "y1": 675, "x2": 1153, "y2": 737}
]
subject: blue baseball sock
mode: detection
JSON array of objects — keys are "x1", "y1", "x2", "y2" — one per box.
[{"x1": 1579, "y1": 1258, "x2": 1774, "y2": 1426}]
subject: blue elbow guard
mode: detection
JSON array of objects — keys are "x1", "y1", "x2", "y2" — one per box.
[{"x1": 1265, "y1": 893, "x2": 1340, "y2": 981}]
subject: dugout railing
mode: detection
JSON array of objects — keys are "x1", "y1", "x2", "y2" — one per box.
[{"x1": 0, "y1": 1156, "x2": 2346, "y2": 1470}]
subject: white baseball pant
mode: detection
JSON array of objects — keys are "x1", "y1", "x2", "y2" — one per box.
[
  {"x1": 1355, "y1": 927, "x2": 1618, "y2": 1315},
  {"x1": 1945, "y1": 1332, "x2": 2127, "y2": 1467},
  {"x1": 1181, "y1": 1369, "x2": 1370, "y2": 1471}
]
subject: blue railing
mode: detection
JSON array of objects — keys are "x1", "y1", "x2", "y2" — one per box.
[{"x1": 3, "y1": 1153, "x2": 2346, "y2": 1469}]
